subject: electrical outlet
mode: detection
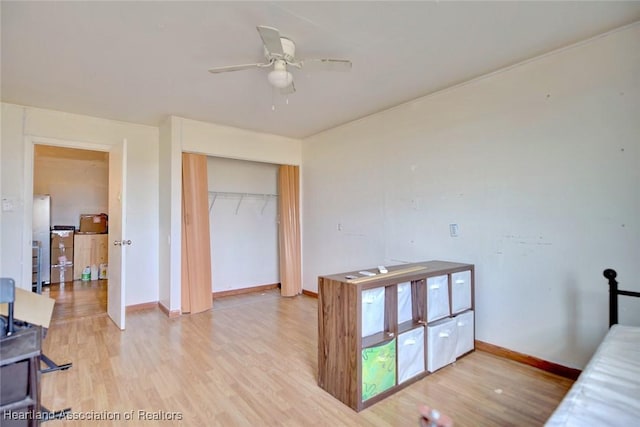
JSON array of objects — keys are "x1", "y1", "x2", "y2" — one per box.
[{"x1": 449, "y1": 223, "x2": 459, "y2": 237}]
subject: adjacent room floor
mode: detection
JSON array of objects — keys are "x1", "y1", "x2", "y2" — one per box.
[
  {"x1": 40, "y1": 290, "x2": 573, "y2": 426},
  {"x1": 43, "y1": 279, "x2": 108, "y2": 323}
]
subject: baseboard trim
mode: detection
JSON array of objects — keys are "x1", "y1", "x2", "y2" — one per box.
[
  {"x1": 126, "y1": 301, "x2": 158, "y2": 313},
  {"x1": 475, "y1": 340, "x2": 581, "y2": 380},
  {"x1": 212, "y1": 283, "x2": 280, "y2": 298},
  {"x1": 302, "y1": 289, "x2": 318, "y2": 298},
  {"x1": 158, "y1": 302, "x2": 181, "y2": 318}
]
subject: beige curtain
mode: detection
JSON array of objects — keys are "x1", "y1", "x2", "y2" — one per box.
[
  {"x1": 181, "y1": 153, "x2": 213, "y2": 314},
  {"x1": 278, "y1": 165, "x2": 302, "y2": 297}
]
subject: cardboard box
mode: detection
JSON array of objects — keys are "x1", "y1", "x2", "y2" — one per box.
[
  {"x1": 51, "y1": 247, "x2": 73, "y2": 266},
  {"x1": 79, "y1": 214, "x2": 108, "y2": 234},
  {"x1": 51, "y1": 229, "x2": 74, "y2": 249},
  {"x1": 0, "y1": 287, "x2": 55, "y2": 329},
  {"x1": 50, "y1": 266, "x2": 73, "y2": 284}
]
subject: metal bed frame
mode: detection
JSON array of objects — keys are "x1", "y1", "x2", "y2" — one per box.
[{"x1": 604, "y1": 268, "x2": 640, "y2": 327}]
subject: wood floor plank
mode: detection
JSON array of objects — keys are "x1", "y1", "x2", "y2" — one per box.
[
  {"x1": 43, "y1": 279, "x2": 108, "y2": 322},
  {"x1": 40, "y1": 289, "x2": 573, "y2": 426}
]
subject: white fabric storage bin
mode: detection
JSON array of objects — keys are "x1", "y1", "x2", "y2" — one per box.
[
  {"x1": 427, "y1": 317, "x2": 458, "y2": 372},
  {"x1": 397, "y1": 281, "x2": 412, "y2": 324},
  {"x1": 362, "y1": 286, "x2": 385, "y2": 338},
  {"x1": 454, "y1": 310, "x2": 474, "y2": 357},
  {"x1": 451, "y1": 270, "x2": 472, "y2": 314},
  {"x1": 397, "y1": 326, "x2": 425, "y2": 383},
  {"x1": 427, "y1": 275, "x2": 450, "y2": 322}
]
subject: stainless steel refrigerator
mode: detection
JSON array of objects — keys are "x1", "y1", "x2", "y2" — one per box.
[{"x1": 33, "y1": 194, "x2": 51, "y2": 285}]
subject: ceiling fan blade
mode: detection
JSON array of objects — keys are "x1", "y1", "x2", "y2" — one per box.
[
  {"x1": 301, "y1": 58, "x2": 352, "y2": 72},
  {"x1": 257, "y1": 25, "x2": 283, "y2": 56},
  {"x1": 208, "y1": 63, "x2": 270, "y2": 74},
  {"x1": 280, "y1": 81, "x2": 296, "y2": 95}
]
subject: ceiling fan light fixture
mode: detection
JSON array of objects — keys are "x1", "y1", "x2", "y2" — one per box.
[
  {"x1": 267, "y1": 69, "x2": 293, "y2": 89},
  {"x1": 208, "y1": 26, "x2": 352, "y2": 96}
]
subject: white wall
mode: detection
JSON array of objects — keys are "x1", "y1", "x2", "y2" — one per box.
[
  {"x1": 207, "y1": 157, "x2": 279, "y2": 292},
  {"x1": 0, "y1": 104, "x2": 160, "y2": 307},
  {"x1": 181, "y1": 117, "x2": 301, "y2": 165},
  {"x1": 302, "y1": 25, "x2": 640, "y2": 369},
  {"x1": 157, "y1": 117, "x2": 182, "y2": 312},
  {"x1": 0, "y1": 104, "x2": 27, "y2": 282}
]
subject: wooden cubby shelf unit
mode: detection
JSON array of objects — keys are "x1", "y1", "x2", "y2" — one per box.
[{"x1": 317, "y1": 260, "x2": 475, "y2": 411}]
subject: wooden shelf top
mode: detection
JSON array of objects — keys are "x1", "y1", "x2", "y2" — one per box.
[{"x1": 319, "y1": 260, "x2": 473, "y2": 287}]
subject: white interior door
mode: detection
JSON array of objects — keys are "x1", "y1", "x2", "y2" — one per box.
[{"x1": 108, "y1": 139, "x2": 127, "y2": 329}]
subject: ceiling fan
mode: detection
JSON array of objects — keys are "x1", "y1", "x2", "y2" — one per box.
[{"x1": 208, "y1": 26, "x2": 352, "y2": 94}]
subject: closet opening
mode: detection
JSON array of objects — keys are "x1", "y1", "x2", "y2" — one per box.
[
  {"x1": 180, "y1": 155, "x2": 301, "y2": 314},
  {"x1": 207, "y1": 157, "x2": 280, "y2": 298}
]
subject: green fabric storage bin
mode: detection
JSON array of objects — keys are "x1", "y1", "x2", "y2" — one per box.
[{"x1": 362, "y1": 339, "x2": 396, "y2": 401}]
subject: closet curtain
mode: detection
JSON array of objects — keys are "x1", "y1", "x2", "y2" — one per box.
[
  {"x1": 278, "y1": 165, "x2": 302, "y2": 297},
  {"x1": 181, "y1": 153, "x2": 213, "y2": 314}
]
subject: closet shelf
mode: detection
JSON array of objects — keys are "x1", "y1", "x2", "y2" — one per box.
[
  {"x1": 208, "y1": 191, "x2": 278, "y2": 198},
  {"x1": 208, "y1": 191, "x2": 278, "y2": 214}
]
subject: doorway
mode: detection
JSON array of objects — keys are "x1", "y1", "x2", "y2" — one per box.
[{"x1": 33, "y1": 145, "x2": 109, "y2": 321}]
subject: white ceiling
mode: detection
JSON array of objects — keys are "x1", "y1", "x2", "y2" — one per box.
[{"x1": 2, "y1": 1, "x2": 640, "y2": 139}]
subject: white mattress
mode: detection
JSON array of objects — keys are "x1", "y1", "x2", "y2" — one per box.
[{"x1": 545, "y1": 324, "x2": 640, "y2": 426}]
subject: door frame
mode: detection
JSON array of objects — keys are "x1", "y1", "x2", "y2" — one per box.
[{"x1": 22, "y1": 135, "x2": 118, "y2": 314}]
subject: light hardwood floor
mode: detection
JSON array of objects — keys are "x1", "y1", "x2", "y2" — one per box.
[
  {"x1": 43, "y1": 279, "x2": 108, "y2": 322},
  {"x1": 41, "y1": 290, "x2": 573, "y2": 426}
]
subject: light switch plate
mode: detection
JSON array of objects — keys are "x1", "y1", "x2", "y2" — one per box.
[{"x1": 2, "y1": 198, "x2": 14, "y2": 212}]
